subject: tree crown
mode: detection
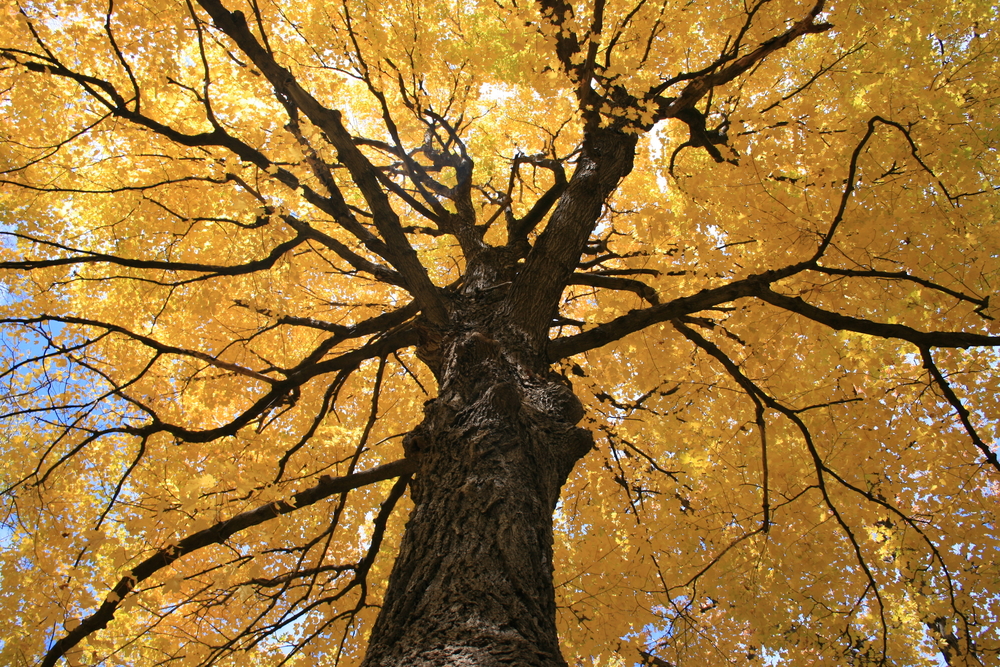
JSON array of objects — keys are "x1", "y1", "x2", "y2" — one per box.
[{"x1": 2, "y1": 0, "x2": 999, "y2": 664}]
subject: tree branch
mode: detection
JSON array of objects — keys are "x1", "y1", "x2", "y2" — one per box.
[
  {"x1": 650, "y1": 0, "x2": 833, "y2": 122},
  {"x1": 193, "y1": 0, "x2": 449, "y2": 324},
  {"x1": 0, "y1": 314, "x2": 277, "y2": 384},
  {"x1": 569, "y1": 272, "x2": 659, "y2": 305},
  {"x1": 40, "y1": 458, "x2": 416, "y2": 667},
  {"x1": 755, "y1": 286, "x2": 1000, "y2": 349},
  {"x1": 920, "y1": 347, "x2": 1000, "y2": 473},
  {"x1": 548, "y1": 262, "x2": 812, "y2": 359}
]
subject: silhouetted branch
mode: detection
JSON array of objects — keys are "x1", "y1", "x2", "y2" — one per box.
[
  {"x1": 755, "y1": 286, "x2": 1000, "y2": 349},
  {"x1": 548, "y1": 261, "x2": 812, "y2": 359},
  {"x1": 569, "y1": 273, "x2": 660, "y2": 305},
  {"x1": 921, "y1": 347, "x2": 1000, "y2": 474},
  {"x1": 40, "y1": 458, "x2": 416, "y2": 667},
  {"x1": 675, "y1": 319, "x2": 890, "y2": 655},
  {"x1": 194, "y1": 0, "x2": 450, "y2": 324}
]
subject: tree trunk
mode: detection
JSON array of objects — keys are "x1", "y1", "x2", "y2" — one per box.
[{"x1": 360, "y1": 326, "x2": 592, "y2": 667}]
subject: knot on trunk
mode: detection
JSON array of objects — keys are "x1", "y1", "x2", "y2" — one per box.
[
  {"x1": 565, "y1": 426, "x2": 594, "y2": 465},
  {"x1": 526, "y1": 380, "x2": 584, "y2": 424},
  {"x1": 414, "y1": 321, "x2": 445, "y2": 377},
  {"x1": 486, "y1": 381, "x2": 522, "y2": 415}
]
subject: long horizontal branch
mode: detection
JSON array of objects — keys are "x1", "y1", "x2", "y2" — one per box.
[
  {"x1": 117, "y1": 326, "x2": 419, "y2": 444},
  {"x1": 569, "y1": 272, "x2": 660, "y2": 305},
  {"x1": 548, "y1": 262, "x2": 812, "y2": 359},
  {"x1": 0, "y1": 232, "x2": 306, "y2": 278},
  {"x1": 40, "y1": 458, "x2": 416, "y2": 667},
  {"x1": 754, "y1": 286, "x2": 1000, "y2": 349},
  {"x1": 235, "y1": 300, "x2": 419, "y2": 338},
  {"x1": 1, "y1": 315, "x2": 276, "y2": 384},
  {"x1": 549, "y1": 260, "x2": 1000, "y2": 360}
]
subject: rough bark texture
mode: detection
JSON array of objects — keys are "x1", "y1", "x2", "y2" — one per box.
[
  {"x1": 356, "y1": 123, "x2": 638, "y2": 667},
  {"x1": 360, "y1": 292, "x2": 592, "y2": 667}
]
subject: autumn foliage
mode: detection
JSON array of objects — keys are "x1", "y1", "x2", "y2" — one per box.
[{"x1": 1, "y1": 0, "x2": 999, "y2": 665}]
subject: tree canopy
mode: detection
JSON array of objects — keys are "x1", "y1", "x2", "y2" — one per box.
[{"x1": 1, "y1": 0, "x2": 999, "y2": 664}]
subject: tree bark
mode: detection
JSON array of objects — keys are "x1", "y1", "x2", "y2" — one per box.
[{"x1": 360, "y1": 324, "x2": 592, "y2": 667}]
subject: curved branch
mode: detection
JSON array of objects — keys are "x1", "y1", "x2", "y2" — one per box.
[
  {"x1": 672, "y1": 318, "x2": 771, "y2": 530},
  {"x1": 674, "y1": 320, "x2": 889, "y2": 655},
  {"x1": 0, "y1": 315, "x2": 277, "y2": 384},
  {"x1": 813, "y1": 115, "x2": 963, "y2": 262},
  {"x1": 0, "y1": 232, "x2": 308, "y2": 281},
  {"x1": 40, "y1": 458, "x2": 416, "y2": 667},
  {"x1": 569, "y1": 272, "x2": 660, "y2": 305},
  {"x1": 812, "y1": 117, "x2": 878, "y2": 260}
]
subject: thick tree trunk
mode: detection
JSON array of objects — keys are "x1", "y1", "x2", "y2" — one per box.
[{"x1": 360, "y1": 327, "x2": 592, "y2": 667}]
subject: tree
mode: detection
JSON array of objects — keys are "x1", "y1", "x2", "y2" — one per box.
[{"x1": 1, "y1": 0, "x2": 999, "y2": 664}]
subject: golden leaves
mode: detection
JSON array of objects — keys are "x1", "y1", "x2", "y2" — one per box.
[{"x1": 1, "y1": 0, "x2": 999, "y2": 665}]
